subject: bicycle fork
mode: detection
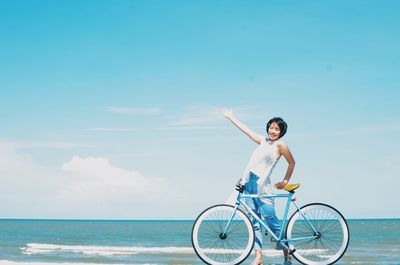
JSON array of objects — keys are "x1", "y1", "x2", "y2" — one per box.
[{"x1": 221, "y1": 203, "x2": 240, "y2": 238}]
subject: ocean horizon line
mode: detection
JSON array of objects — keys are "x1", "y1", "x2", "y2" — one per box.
[{"x1": 1, "y1": 217, "x2": 399, "y2": 222}]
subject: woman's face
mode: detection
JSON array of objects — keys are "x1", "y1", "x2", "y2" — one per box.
[{"x1": 268, "y1": 122, "x2": 281, "y2": 141}]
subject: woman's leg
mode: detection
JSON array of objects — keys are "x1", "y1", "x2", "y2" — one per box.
[
  {"x1": 255, "y1": 249, "x2": 263, "y2": 265},
  {"x1": 244, "y1": 197, "x2": 263, "y2": 264},
  {"x1": 244, "y1": 173, "x2": 264, "y2": 264},
  {"x1": 245, "y1": 197, "x2": 264, "y2": 254},
  {"x1": 259, "y1": 203, "x2": 292, "y2": 264}
]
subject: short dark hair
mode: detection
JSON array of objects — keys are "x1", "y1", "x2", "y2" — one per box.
[{"x1": 266, "y1": 117, "x2": 288, "y2": 138}]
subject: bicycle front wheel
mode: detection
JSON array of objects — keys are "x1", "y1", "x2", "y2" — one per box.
[
  {"x1": 286, "y1": 203, "x2": 349, "y2": 265},
  {"x1": 191, "y1": 204, "x2": 255, "y2": 265}
]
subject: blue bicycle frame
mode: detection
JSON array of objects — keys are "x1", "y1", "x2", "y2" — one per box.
[{"x1": 222, "y1": 191, "x2": 319, "y2": 252}]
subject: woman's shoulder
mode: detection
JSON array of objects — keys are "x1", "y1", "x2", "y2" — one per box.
[{"x1": 276, "y1": 139, "x2": 287, "y2": 148}]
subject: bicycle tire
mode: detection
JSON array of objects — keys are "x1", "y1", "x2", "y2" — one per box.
[
  {"x1": 286, "y1": 203, "x2": 349, "y2": 265},
  {"x1": 192, "y1": 204, "x2": 255, "y2": 265}
]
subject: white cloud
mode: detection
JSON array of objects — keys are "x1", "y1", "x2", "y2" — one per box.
[
  {"x1": 0, "y1": 141, "x2": 59, "y2": 217},
  {"x1": 107, "y1": 106, "x2": 161, "y2": 115},
  {"x1": 351, "y1": 123, "x2": 400, "y2": 134},
  {"x1": 0, "y1": 140, "x2": 168, "y2": 219},
  {"x1": 291, "y1": 122, "x2": 400, "y2": 138},
  {"x1": 164, "y1": 104, "x2": 267, "y2": 128},
  {"x1": 0, "y1": 141, "x2": 51, "y2": 183},
  {"x1": 167, "y1": 105, "x2": 222, "y2": 126},
  {"x1": 82, "y1": 128, "x2": 137, "y2": 132},
  {"x1": 14, "y1": 141, "x2": 93, "y2": 149},
  {"x1": 156, "y1": 125, "x2": 230, "y2": 130},
  {"x1": 60, "y1": 156, "x2": 165, "y2": 203},
  {"x1": 377, "y1": 155, "x2": 400, "y2": 171},
  {"x1": 103, "y1": 104, "x2": 268, "y2": 132}
]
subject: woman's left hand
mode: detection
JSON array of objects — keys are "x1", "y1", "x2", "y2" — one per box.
[{"x1": 274, "y1": 181, "x2": 286, "y2": 190}]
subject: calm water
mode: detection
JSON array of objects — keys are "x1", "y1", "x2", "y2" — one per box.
[{"x1": 0, "y1": 219, "x2": 399, "y2": 265}]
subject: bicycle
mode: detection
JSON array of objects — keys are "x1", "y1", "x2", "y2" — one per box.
[{"x1": 191, "y1": 183, "x2": 349, "y2": 265}]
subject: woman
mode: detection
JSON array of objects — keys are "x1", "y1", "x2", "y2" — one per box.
[{"x1": 222, "y1": 108, "x2": 295, "y2": 265}]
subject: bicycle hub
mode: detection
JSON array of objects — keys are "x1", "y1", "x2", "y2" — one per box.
[{"x1": 219, "y1": 233, "x2": 227, "y2": 240}]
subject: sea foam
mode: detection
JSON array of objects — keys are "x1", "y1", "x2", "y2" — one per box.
[
  {"x1": 0, "y1": 261, "x2": 155, "y2": 265},
  {"x1": 21, "y1": 243, "x2": 288, "y2": 257},
  {"x1": 21, "y1": 243, "x2": 194, "y2": 256}
]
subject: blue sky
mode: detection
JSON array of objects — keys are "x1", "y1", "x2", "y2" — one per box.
[{"x1": 0, "y1": 0, "x2": 399, "y2": 219}]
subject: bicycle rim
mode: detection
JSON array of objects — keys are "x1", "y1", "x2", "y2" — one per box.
[
  {"x1": 286, "y1": 203, "x2": 349, "y2": 265},
  {"x1": 192, "y1": 204, "x2": 254, "y2": 265}
]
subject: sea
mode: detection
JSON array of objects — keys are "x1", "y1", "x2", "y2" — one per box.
[{"x1": 0, "y1": 219, "x2": 399, "y2": 265}]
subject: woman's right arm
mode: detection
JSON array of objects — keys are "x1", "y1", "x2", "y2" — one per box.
[{"x1": 222, "y1": 108, "x2": 262, "y2": 144}]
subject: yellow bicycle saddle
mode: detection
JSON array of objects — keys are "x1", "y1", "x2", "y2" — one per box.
[{"x1": 283, "y1": 183, "x2": 301, "y2": 192}]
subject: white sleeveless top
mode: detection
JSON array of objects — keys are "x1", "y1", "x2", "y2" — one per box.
[{"x1": 242, "y1": 136, "x2": 281, "y2": 205}]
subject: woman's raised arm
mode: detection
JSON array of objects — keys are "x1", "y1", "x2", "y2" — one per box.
[{"x1": 222, "y1": 107, "x2": 262, "y2": 144}]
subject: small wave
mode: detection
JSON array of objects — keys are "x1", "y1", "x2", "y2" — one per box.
[
  {"x1": 22, "y1": 243, "x2": 330, "y2": 259},
  {"x1": 0, "y1": 261, "x2": 155, "y2": 265},
  {"x1": 297, "y1": 248, "x2": 329, "y2": 254},
  {"x1": 21, "y1": 243, "x2": 290, "y2": 257},
  {"x1": 200, "y1": 249, "x2": 282, "y2": 257},
  {"x1": 21, "y1": 243, "x2": 194, "y2": 256}
]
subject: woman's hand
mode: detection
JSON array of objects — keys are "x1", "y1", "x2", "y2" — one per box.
[
  {"x1": 222, "y1": 107, "x2": 234, "y2": 120},
  {"x1": 274, "y1": 181, "x2": 287, "y2": 190}
]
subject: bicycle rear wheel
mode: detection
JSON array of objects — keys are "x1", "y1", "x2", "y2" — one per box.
[
  {"x1": 286, "y1": 203, "x2": 349, "y2": 265},
  {"x1": 191, "y1": 204, "x2": 254, "y2": 265}
]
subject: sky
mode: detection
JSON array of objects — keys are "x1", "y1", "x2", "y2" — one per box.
[{"x1": 0, "y1": 0, "x2": 399, "y2": 220}]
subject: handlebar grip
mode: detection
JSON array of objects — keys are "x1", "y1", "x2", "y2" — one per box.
[{"x1": 235, "y1": 183, "x2": 245, "y2": 193}]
